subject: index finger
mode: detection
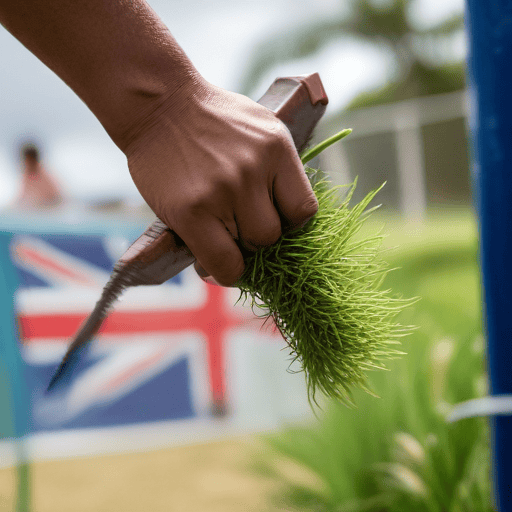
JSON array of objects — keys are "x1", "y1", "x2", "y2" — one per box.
[{"x1": 272, "y1": 132, "x2": 319, "y2": 232}]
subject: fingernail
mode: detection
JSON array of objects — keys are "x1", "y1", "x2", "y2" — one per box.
[
  {"x1": 290, "y1": 216, "x2": 314, "y2": 233},
  {"x1": 203, "y1": 276, "x2": 221, "y2": 286},
  {"x1": 297, "y1": 217, "x2": 312, "y2": 229},
  {"x1": 194, "y1": 262, "x2": 209, "y2": 278}
]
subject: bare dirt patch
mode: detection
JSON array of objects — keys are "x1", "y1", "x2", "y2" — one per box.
[{"x1": 0, "y1": 436, "x2": 295, "y2": 512}]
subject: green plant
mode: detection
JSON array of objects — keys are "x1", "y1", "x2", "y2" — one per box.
[
  {"x1": 253, "y1": 213, "x2": 493, "y2": 511},
  {"x1": 238, "y1": 130, "x2": 413, "y2": 406},
  {"x1": 240, "y1": 0, "x2": 465, "y2": 108}
]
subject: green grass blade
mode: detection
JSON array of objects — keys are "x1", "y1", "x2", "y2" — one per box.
[{"x1": 301, "y1": 129, "x2": 353, "y2": 164}]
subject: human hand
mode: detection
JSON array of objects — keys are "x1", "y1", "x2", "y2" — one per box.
[{"x1": 124, "y1": 79, "x2": 318, "y2": 287}]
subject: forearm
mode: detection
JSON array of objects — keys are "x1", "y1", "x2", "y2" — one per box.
[
  {"x1": 1, "y1": 0, "x2": 318, "y2": 287},
  {"x1": 0, "y1": 0, "x2": 203, "y2": 149}
]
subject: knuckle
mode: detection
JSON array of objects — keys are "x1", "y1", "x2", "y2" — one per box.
[
  {"x1": 265, "y1": 222, "x2": 283, "y2": 245},
  {"x1": 304, "y1": 195, "x2": 319, "y2": 216},
  {"x1": 246, "y1": 222, "x2": 282, "y2": 249},
  {"x1": 177, "y1": 191, "x2": 213, "y2": 225},
  {"x1": 268, "y1": 124, "x2": 292, "y2": 153},
  {"x1": 188, "y1": 189, "x2": 213, "y2": 210},
  {"x1": 237, "y1": 156, "x2": 257, "y2": 180},
  {"x1": 293, "y1": 196, "x2": 319, "y2": 224}
]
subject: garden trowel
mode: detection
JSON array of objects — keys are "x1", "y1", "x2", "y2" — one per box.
[{"x1": 47, "y1": 72, "x2": 328, "y2": 393}]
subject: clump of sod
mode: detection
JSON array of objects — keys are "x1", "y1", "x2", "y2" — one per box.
[{"x1": 237, "y1": 129, "x2": 413, "y2": 407}]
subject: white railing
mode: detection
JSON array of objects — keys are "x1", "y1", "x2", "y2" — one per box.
[{"x1": 318, "y1": 90, "x2": 470, "y2": 219}]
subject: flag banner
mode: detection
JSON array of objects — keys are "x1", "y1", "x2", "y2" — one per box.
[{"x1": 8, "y1": 232, "x2": 289, "y2": 435}]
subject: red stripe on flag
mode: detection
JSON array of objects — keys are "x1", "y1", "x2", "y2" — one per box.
[
  {"x1": 19, "y1": 284, "x2": 272, "y2": 408},
  {"x1": 19, "y1": 309, "x2": 207, "y2": 339},
  {"x1": 15, "y1": 246, "x2": 93, "y2": 285},
  {"x1": 99, "y1": 348, "x2": 169, "y2": 392}
]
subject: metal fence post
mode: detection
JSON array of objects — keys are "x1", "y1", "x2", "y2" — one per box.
[
  {"x1": 465, "y1": 0, "x2": 512, "y2": 507},
  {"x1": 0, "y1": 233, "x2": 30, "y2": 511}
]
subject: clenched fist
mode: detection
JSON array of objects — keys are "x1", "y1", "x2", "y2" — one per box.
[{"x1": 124, "y1": 79, "x2": 318, "y2": 286}]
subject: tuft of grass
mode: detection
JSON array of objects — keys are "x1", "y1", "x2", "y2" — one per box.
[
  {"x1": 250, "y1": 213, "x2": 493, "y2": 512},
  {"x1": 237, "y1": 131, "x2": 414, "y2": 405}
]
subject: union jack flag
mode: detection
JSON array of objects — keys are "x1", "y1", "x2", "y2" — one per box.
[{"x1": 11, "y1": 233, "x2": 273, "y2": 432}]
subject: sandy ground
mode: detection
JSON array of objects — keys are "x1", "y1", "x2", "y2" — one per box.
[{"x1": 0, "y1": 435, "x2": 312, "y2": 512}]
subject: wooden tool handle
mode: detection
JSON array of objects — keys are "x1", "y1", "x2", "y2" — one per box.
[{"x1": 120, "y1": 73, "x2": 328, "y2": 286}]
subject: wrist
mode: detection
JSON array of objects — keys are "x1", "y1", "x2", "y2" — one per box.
[
  {"x1": 106, "y1": 67, "x2": 209, "y2": 153},
  {"x1": 118, "y1": 74, "x2": 216, "y2": 158}
]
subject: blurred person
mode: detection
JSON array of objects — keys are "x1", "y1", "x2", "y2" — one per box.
[
  {"x1": 0, "y1": 0, "x2": 318, "y2": 287},
  {"x1": 15, "y1": 142, "x2": 63, "y2": 209}
]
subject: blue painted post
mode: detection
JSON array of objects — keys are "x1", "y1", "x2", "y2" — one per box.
[
  {"x1": 0, "y1": 233, "x2": 30, "y2": 511},
  {"x1": 465, "y1": 0, "x2": 512, "y2": 507}
]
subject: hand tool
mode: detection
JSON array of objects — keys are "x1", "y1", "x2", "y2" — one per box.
[{"x1": 47, "y1": 72, "x2": 328, "y2": 393}]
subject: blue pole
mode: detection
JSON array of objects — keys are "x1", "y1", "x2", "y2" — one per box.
[
  {"x1": 0, "y1": 232, "x2": 30, "y2": 511},
  {"x1": 465, "y1": 0, "x2": 512, "y2": 507}
]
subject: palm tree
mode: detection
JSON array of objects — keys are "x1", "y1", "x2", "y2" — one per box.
[{"x1": 239, "y1": 0, "x2": 465, "y2": 109}]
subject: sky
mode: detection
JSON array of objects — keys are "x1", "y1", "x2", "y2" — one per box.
[{"x1": 0, "y1": 0, "x2": 465, "y2": 208}]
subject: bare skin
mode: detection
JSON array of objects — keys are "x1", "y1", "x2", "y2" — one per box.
[
  {"x1": 0, "y1": 0, "x2": 318, "y2": 286},
  {"x1": 17, "y1": 154, "x2": 63, "y2": 209}
]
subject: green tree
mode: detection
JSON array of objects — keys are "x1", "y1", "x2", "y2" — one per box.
[{"x1": 239, "y1": 0, "x2": 465, "y2": 109}]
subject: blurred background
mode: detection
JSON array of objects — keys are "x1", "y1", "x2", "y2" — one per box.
[
  {"x1": 0, "y1": 0, "x2": 467, "y2": 215},
  {"x1": 1, "y1": 0, "x2": 494, "y2": 511}
]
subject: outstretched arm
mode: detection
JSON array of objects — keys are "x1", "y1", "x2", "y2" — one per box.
[{"x1": 0, "y1": 0, "x2": 318, "y2": 286}]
